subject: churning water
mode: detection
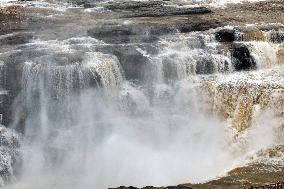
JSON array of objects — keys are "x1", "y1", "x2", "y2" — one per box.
[
  {"x1": 3, "y1": 37, "x2": 236, "y2": 188},
  {"x1": 2, "y1": 28, "x2": 282, "y2": 188},
  {"x1": 0, "y1": 0, "x2": 284, "y2": 188}
]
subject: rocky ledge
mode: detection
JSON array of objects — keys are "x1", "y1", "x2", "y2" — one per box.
[{"x1": 109, "y1": 185, "x2": 193, "y2": 189}]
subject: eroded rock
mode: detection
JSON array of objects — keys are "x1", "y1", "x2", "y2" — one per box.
[
  {"x1": 95, "y1": 44, "x2": 154, "y2": 82},
  {"x1": 105, "y1": 1, "x2": 212, "y2": 18},
  {"x1": 109, "y1": 185, "x2": 193, "y2": 189},
  {"x1": 88, "y1": 20, "x2": 223, "y2": 44},
  {"x1": 215, "y1": 28, "x2": 236, "y2": 42}
]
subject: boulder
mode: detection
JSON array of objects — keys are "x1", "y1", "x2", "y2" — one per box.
[
  {"x1": 215, "y1": 28, "x2": 236, "y2": 42},
  {"x1": 230, "y1": 43, "x2": 256, "y2": 71}
]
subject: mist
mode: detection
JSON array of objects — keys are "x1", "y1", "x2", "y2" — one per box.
[{"x1": 6, "y1": 73, "x2": 238, "y2": 188}]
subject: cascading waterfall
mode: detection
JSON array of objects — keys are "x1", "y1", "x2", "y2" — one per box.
[
  {"x1": 147, "y1": 33, "x2": 233, "y2": 85},
  {"x1": 0, "y1": 16, "x2": 284, "y2": 189}
]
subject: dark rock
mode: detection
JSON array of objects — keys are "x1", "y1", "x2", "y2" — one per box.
[
  {"x1": 0, "y1": 32, "x2": 33, "y2": 46},
  {"x1": 88, "y1": 20, "x2": 223, "y2": 44},
  {"x1": 87, "y1": 24, "x2": 175, "y2": 44},
  {"x1": 105, "y1": 1, "x2": 165, "y2": 11},
  {"x1": 175, "y1": 19, "x2": 223, "y2": 33},
  {"x1": 215, "y1": 28, "x2": 236, "y2": 42},
  {"x1": 112, "y1": 47, "x2": 150, "y2": 82},
  {"x1": 268, "y1": 30, "x2": 284, "y2": 43},
  {"x1": 231, "y1": 43, "x2": 256, "y2": 71},
  {"x1": 104, "y1": 1, "x2": 212, "y2": 17},
  {"x1": 95, "y1": 45, "x2": 154, "y2": 82},
  {"x1": 196, "y1": 57, "x2": 215, "y2": 74},
  {"x1": 66, "y1": 0, "x2": 97, "y2": 8}
]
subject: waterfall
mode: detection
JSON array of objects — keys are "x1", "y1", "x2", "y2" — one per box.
[
  {"x1": 2, "y1": 36, "x2": 239, "y2": 188},
  {"x1": 0, "y1": 2, "x2": 283, "y2": 186}
]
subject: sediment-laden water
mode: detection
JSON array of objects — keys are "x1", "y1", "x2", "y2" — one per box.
[{"x1": 0, "y1": 0, "x2": 283, "y2": 189}]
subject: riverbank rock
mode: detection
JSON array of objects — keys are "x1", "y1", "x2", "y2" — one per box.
[
  {"x1": 0, "y1": 32, "x2": 33, "y2": 46},
  {"x1": 109, "y1": 185, "x2": 193, "y2": 189},
  {"x1": 104, "y1": 1, "x2": 212, "y2": 18},
  {"x1": 215, "y1": 28, "x2": 236, "y2": 42},
  {"x1": 87, "y1": 19, "x2": 223, "y2": 44},
  {"x1": 231, "y1": 43, "x2": 256, "y2": 71}
]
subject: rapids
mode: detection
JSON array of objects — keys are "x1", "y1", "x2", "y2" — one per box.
[{"x1": 0, "y1": 0, "x2": 283, "y2": 189}]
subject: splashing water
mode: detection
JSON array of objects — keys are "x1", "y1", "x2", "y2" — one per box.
[
  {"x1": 1, "y1": 24, "x2": 284, "y2": 189},
  {"x1": 2, "y1": 37, "x2": 239, "y2": 189}
]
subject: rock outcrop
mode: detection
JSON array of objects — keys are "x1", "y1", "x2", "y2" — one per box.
[
  {"x1": 104, "y1": 1, "x2": 212, "y2": 18},
  {"x1": 231, "y1": 43, "x2": 256, "y2": 71},
  {"x1": 109, "y1": 185, "x2": 193, "y2": 189},
  {"x1": 87, "y1": 20, "x2": 223, "y2": 44}
]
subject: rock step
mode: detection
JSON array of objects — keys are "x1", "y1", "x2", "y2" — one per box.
[
  {"x1": 215, "y1": 25, "x2": 284, "y2": 43},
  {"x1": 104, "y1": 1, "x2": 212, "y2": 18},
  {"x1": 109, "y1": 185, "x2": 193, "y2": 189},
  {"x1": 87, "y1": 20, "x2": 223, "y2": 44}
]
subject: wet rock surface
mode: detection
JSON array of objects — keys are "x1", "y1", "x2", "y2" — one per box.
[
  {"x1": 190, "y1": 146, "x2": 284, "y2": 189},
  {"x1": 104, "y1": 1, "x2": 211, "y2": 18},
  {"x1": 231, "y1": 43, "x2": 256, "y2": 71},
  {"x1": 87, "y1": 19, "x2": 223, "y2": 44},
  {"x1": 97, "y1": 45, "x2": 153, "y2": 81},
  {"x1": 109, "y1": 185, "x2": 193, "y2": 189},
  {"x1": 215, "y1": 28, "x2": 236, "y2": 42}
]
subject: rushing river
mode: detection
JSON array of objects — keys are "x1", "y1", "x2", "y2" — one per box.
[{"x1": 0, "y1": 0, "x2": 283, "y2": 188}]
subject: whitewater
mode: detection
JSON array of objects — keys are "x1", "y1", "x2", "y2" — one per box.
[{"x1": 0, "y1": 0, "x2": 283, "y2": 189}]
